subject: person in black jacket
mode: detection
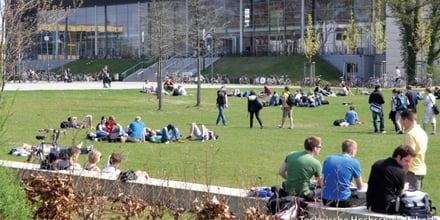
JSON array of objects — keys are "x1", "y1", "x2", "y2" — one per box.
[
  {"x1": 248, "y1": 90, "x2": 264, "y2": 128},
  {"x1": 368, "y1": 85, "x2": 386, "y2": 133},
  {"x1": 216, "y1": 85, "x2": 228, "y2": 125},
  {"x1": 366, "y1": 145, "x2": 416, "y2": 214}
]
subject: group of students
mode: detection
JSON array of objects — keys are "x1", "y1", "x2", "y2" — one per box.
[
  {"x1": 369, "y1": 84, "x2": 437, "y2": 135},
  {"x1": 46, "y1": 146, "x2": 149, "y2": 180},
  {"x1": 277, "y1": 110, "x2": 427, "y2": 214},
  {"x1": 92, "y1": 115, "x2": 218, "y2": 144}
]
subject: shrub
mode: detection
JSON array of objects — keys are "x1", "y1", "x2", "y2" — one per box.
[{"x1": 0, "y1": 167, "x2": 33, "y2": 219}]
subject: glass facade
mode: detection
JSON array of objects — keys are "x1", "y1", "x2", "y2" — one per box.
[{"x1": 33, "y1": 0, "x2": 378, "y2": 60}]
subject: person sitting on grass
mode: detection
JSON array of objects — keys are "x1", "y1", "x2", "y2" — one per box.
[
  {"x1": 336, "y1": 83, "x2": 349, "y2": 96},
  {"x1": 145, "y1": 124, "x2": 185, "y2": 144},
  {"x1": 345, "y1": 105, "x2": 360, "y2": 125},
  {"x1": 124, "y1": 116, "x2": 146, "y2": 143},
  {"x1": 84, "y1": 149, "x2": 102, "y2": 172},
  {"x1": 102, "y1": 152, "x2": 122, "y2": 176},
  {"x1": 172, "y1": 85, "x2": 187, "y2": 96},
  {"x1": 106, "y1": 115, "x2": 125, "y2": 138},
  {"x1": 163, "y1": 78, "x2": 174, "y2": 93},
  {"x1": 50, "y1": 146, "x2": 81, "y2": 170},
  {"x1": 66, "y1": 115, "x2": 93, "y2": 129},
  {"x1": 185, "y1": 122, "x2": 218, "y2": 142},
  {"x1": 269, "y1": 91, "x2": 279, "y2": 106},
  {"x1": 102, "y1": 152, "x2": 149, "y2": 180},
  {"x1": 95, "y1": 116, "x2": 110, "y2": 141},
  {"x1": 141, "y1": 79, "x2": 155, "y2": 94}
]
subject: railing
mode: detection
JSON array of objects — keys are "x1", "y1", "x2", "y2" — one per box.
[{"x1": 120, "y1": 60, "x2": 155, "y2": 79}]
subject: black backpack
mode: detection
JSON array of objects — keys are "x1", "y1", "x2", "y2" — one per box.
[
  {"x1": 118, "y1": 170, "x2": 138, "y2": 182},
  {"x1": 60, "y1": 121, "x2": 69, "y2": 129},
  {"x1": 333, "y1": 119, "x2": 346, "y2": 126},
  {"x1": 399, "y1": 191, "x2": 436, "y2": 219},
  {"x1": 256, "y1": 99, "x2": 264, "y2": 110},
  {"x1": 286, "y1": 94, "x2": 296, "y2": 106}
]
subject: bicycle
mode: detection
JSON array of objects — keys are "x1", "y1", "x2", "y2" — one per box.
[{"x1": 27, "y1": 128, "x2": 66, "y2": 165}]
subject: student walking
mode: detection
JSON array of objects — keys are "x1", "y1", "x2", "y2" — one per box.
[
  {"x1": 279, "y1": 86, "x2": 293, "y2": 129},
  {"x1": 368, "y1": 85, "x2": 386, "y2": 133},
  {"x1": 247, "y1": 90, "x2": 264, "y2": 128},
  {"x1": 216, "y1": 85, "x2": 228, "y2": 125}
]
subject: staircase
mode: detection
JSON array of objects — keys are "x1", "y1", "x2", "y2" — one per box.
[{"x1": 122, "y1": 57, "x2": 219, "y2": 82}]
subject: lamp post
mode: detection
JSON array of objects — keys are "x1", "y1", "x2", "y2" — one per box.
[{"x1": 44, "y1": 35, "x2": 49, "y2": 82}]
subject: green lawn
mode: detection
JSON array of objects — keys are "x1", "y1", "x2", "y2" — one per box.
[{"x1": 1, "y1": 86, "x2": 438, "y2": 206}]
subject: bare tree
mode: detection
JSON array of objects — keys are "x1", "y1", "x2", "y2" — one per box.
[
  {"x1": 187, "y1": 0, "x2": 228, "y2": 106},
  {"x1": 314, "y1": 0, "x2": 336, "y2": 55},
  {"x1": 0, "y1": 0, "x2": 82, "y2": 97},
  {"x1": 145, "y1": 0, "x2": 183, "y2": 110},
  {"x1": 0, "y1": 0, "x2": 81, "y2": 140}
]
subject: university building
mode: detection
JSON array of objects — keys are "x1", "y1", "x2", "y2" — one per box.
[{"x1": 31, "y1": 0, "x2": 408, "y2": 84}]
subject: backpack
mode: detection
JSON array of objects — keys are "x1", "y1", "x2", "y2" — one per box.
[
  {"x1": 267, "y1": 195, "x2": 307, "y2": 218},
  {"x1": 333, "y1": 119, "x2": 346, "y2": 126},
  {"x1": 286, "y1": 94, "x2": 296, "y2": 106},
  {"x1": 60, "y1": 121, "x2": 69, "y2": 129},
  {"x1": 108, "y1": 133, "x2": 120, "y2": 143},
  {"x1": 118, "y1": 170, "x2": 138, "y2": 182},
  {"x1": 256, "y1": 98, "x2": 264, "y2": 110},
  {"x1": 395, "y1": 95, "x2": 408, "y2": 111},
  {"x1": 216, "y1": 90, "x2": 226, "y2": 105},
  {"x1": 399, "y1": 191, "x2": 436, "y2": 219}
]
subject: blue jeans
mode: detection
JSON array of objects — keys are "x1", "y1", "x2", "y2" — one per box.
[
  {"x1": 216, "y1": 104, "x2": 227, "y2": 125},
  {"x1": 160, "y1": 127, "x2": 181, "y2": 142},
  {"x1": 372, "y1": 110, "x2": 384, "y2": 132}
]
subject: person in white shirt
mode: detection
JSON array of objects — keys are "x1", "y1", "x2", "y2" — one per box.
[
  {"x1": 142, "y1": 80, "x2": 155, "y2": 94},
  {"x1": 177, "y1": 85, "x2": 187, "y2": 96},
  {"x1": 395, "y1": 66, "x2": 401, "y2": 84},
  {"x1": 102, "y1": 152, "x2": 122, "y2": 176},
  {"x1": 423, "y1": 87, "x2": 437, "y2": 135}
]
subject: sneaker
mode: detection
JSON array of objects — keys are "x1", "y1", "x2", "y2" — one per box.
[
  {"x1": 397, "y1": 130, "x2": 403, "y2": 134},
  {"x1": 185, "y1": 136, "x2": 192, "y2": 140},
  {"x1": 381, "y1": 131, "x2": 387, "y2": 134},
  {"x1": 278, "y1": 125, "x2": 283, "y2": 128},
  {"x1": 288, "y1": 126, "x2": 293, "y2": 129},
  {"x1": 164, "y1": 141, "x2": 170, "y2": 144},
  {"x1": 176, "y1": 139, "x2": 185, "y2": 143},
  {"x1": 431, "y1": 131, "x2": 436, "y2": 135}
]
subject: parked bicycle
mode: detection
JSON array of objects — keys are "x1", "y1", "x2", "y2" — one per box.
[{"x1": 27, "y1": 128, "x2": 65, "y2": 165}]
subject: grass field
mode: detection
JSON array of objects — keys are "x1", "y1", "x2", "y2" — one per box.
[{"x1": 1, "y1": 85, "x2": 438, "y2": 206}]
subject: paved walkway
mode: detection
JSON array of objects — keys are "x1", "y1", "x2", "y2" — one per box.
[{"x1": 4, "y1": 81, "x2": 269, "y2": 91}]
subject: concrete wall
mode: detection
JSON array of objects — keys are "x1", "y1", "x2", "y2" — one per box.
[
  {"x1": 1, "y1": 160, "x2": 267, "y2": 217},
  {"x1": 2, "y1": 160, "x2": 437, "y2": 219}
]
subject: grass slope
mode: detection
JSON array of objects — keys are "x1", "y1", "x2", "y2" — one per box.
[
  {"x1": 53, "y1": 56, "x2": 341, "y2": 84},
  {"x1": 51, "y1": 58, "x2": 141, "y2": 75},
  {"x1": 204, "y1": 56, "x2": 341, "y2": 83},
  {"x1": 1, "y1": 87, "x2": 438, "y2": 206}
]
